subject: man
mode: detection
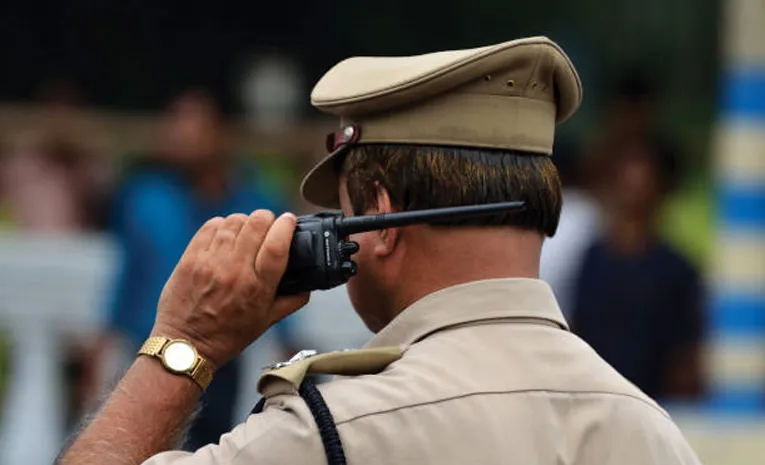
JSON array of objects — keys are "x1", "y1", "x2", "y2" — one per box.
[
  {"x1": 58, "y1": 36, "x2": 701, "y2": 465},
  {"x1": 572, "y1": 136, "x2": 705, "y2": 402}
]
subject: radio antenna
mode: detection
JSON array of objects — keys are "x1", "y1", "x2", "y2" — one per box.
[{"x1": 336, "y1": 201, "x2": 526, "y2": 236}]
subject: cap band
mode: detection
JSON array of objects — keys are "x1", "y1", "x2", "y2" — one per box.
[{"x1": 339, "y1": 93, "x2": 556, "y2": 155}]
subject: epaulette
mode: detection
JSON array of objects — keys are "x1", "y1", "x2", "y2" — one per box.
[
  {"x1": 257, "y1": 346, "x2": 404, "y2": 398},
  {"x1": 252, "y1": 346, "x2": 404, "y2": 465}
]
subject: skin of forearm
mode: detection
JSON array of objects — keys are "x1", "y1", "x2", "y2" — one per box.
[
  {"x1": 58, "y1": 357, "x2": 201, "y2": 465},
  {"x1": 55, "y1": 212, "x2": 303, "y2": 464}
]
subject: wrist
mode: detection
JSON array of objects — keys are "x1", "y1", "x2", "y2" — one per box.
[
  {"x1": 149, "y1": 323, "x2": 219, "y2": 369},
  {"x1": 138, "y1": 335, "x2": 216, "y2": 391},
  {"x1": 134, "y1": 355, "x2": 200, "y2": 393}
]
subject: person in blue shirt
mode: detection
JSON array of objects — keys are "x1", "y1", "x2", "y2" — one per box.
[{"x1": 108, "y1": 90, "x2": 295, "y2": 450}]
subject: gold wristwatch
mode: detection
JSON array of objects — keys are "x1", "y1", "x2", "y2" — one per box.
[{"x1": 138, "y1": 336, "x2": 214, "y2": 390}]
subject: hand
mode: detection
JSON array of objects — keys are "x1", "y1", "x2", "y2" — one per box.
[{"x1": 152, "y1": 210, "x2": 309, "y2": 369}]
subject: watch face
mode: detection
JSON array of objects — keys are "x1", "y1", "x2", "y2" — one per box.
[{"x1": 163, "y1": 341, "x2": 196, "y2": 372}]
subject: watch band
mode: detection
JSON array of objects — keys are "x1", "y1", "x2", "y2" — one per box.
[
  {"x1": 190, "y1": 358, "x2": 215, "y2": 390},
  {"x1": 138, "y1": 336, "x2": 214, "y2": 391},
  {"x1": 139, "y1": 336, "x2": 167, "y2": 357}
]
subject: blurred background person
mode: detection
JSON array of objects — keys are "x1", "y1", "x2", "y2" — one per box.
[
  {"x1": 0, "y1": 76, "x2": 114, "y2": 231},
  {"x1": 540, "y1": 138, "x2": 601, "y2": 318},
  {"x1": 0, "y1": 131, "x2": 108, "y2": 232},
  {"x1": 0, "y1": 128, "x2": 112, "y2": 431},
  {"x1": 99, "y1": 89, "x2": 298, "y2": 450},
  {"x1": 571, "y1": 73, "x2": 706, "y2": 402}
]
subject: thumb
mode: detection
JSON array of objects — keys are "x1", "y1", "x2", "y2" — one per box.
[{"x1": 269, "y1": 293, "x2": 310, "y2": 326}]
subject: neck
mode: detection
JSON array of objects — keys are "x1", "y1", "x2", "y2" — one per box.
[
  {"x1": 190, "y1": 161, "x2": 228, "y2": 200},
  {"x1": 387, "y1": 227, "x2": 543, "y2": 321},
  {"x1": 608, "y1": 210, "x2": 656, "y2": 254}
]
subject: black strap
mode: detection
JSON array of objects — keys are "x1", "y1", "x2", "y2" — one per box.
[{"x1": 251, "y1": 378, "x2": 347, "y2": 465}]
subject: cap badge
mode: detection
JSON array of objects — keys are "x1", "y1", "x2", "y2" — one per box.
[{"x1": 325, "y1": 124, "x2": 362, "y2": 152}]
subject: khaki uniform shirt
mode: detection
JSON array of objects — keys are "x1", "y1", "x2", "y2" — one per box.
[{"x1": 144, "y1": 278, "x2": 701, "y2": 465}]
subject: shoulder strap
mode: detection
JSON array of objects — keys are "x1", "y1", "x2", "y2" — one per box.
[
  {"x1": 257, "y1": 346, "x2": 404, "y2": 396},
  {"x1": 251, "y1": 347, "x2": 404, "y2": 465},
  {"x1": 251, "y1": 378, "x2": 345, "y2": 465}
]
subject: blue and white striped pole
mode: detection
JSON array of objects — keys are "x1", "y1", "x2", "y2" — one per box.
[{"x1": 708, "y1": 0, "x2": 765, "y2": 414}]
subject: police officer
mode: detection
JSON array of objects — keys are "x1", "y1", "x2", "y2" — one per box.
[{"x1": 58, "y1": 36, "x2": 702, "y2": 465}]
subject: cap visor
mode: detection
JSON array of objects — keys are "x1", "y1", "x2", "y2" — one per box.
[{"x1": 300, "y1": 147, "x2": 346, "y2": 209}]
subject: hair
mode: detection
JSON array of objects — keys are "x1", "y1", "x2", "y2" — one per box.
[
  {"x1": 342, "y1": 144, "x2": 563, "y2": 237},
  {"x1": 166, "y1": 87, "x2": 223, "y2": 121},
  {"x1": 612, "y1": 68, "x2": 659, "y2": 104}
]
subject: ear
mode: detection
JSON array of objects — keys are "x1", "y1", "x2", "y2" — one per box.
[{"x1": 371, "y1": 185, "x2": 399, "y2": 257}]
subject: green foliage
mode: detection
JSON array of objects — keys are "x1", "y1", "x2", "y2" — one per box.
[{"x1": 660, "y1": 176, "x2": 715, "y2": 271}]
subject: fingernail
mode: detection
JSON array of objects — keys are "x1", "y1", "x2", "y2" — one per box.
[{"x1": 281, "y1": 212, "x2": 296, "y2": 220}]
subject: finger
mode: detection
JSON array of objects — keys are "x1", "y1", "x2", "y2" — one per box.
[
  {"x1": 254, "y1": 212, "x2": 297, "y2": 288},
  {"x1": 183, "y1": 216, "x2": 224, "y2": 257},
  {"x1": 235, "y1": 209, "x2": 276, "y2": 263},
  {"x1": 223, "y1": 213, "x2": 250, "y2": 240},
  {"x1": 209, "y1": 213, "x2": 249, "y2": 252},
  {"x1": 270, "y1": 293, "x2": 310, "y2": 325}
]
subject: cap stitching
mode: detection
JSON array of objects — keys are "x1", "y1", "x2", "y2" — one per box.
[
  {"x1": 315, "y1": 37, "x2": 566, "y2": 106},
  {"x1": 521, "y1": 44, "x2": 544, "y2": 96}
]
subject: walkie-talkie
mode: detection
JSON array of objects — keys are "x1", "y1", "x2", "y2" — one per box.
[{"x1": 277, "y1": 201, "x2": 525, "y2": 295}]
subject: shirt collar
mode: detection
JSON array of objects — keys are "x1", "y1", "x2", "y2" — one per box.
[{"x1": 365, "y1": 278, "x2": 568, "y2": 349}]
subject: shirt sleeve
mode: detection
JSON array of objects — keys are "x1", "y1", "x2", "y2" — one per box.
[
  {"x1": 107, "y1": 180, "x2": 190, "y2": 342},
  {"x1": 607, "y1": 402, "x2": 702, "y2": 465},
  {"x1": 141, "y1": 395, "x2": 326, "y2": 465}
]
